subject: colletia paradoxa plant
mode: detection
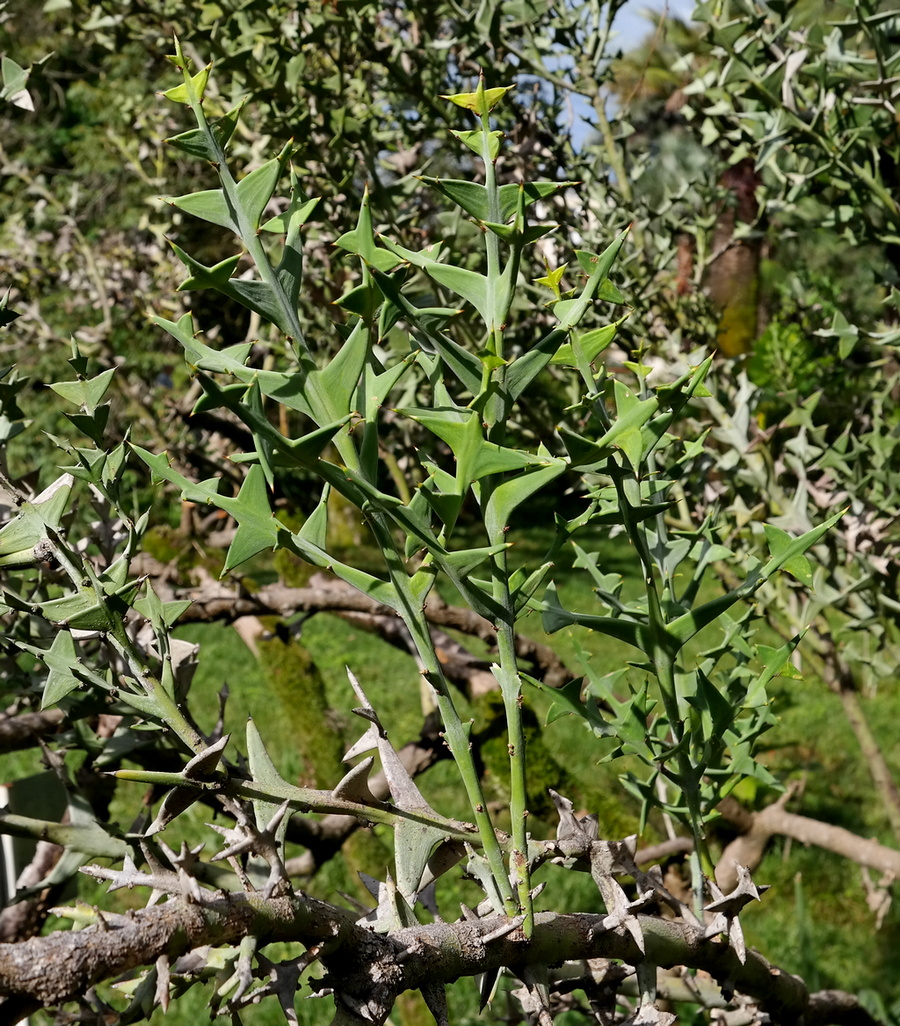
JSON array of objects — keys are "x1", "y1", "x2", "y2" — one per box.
[{"x1": 0, "y1": 42, "x2": 858, "y2": 1026}]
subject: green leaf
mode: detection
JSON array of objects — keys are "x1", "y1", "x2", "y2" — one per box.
[
  {"x1": 498, "y1": 181, "x2": 577, "y2": 221},
  {"x1": 558, "y1": 391, "x2": 659, "y2": 472},
  {"x1": 130, "y1": 444, "x2": 223, "y2": 505},
  {"x1": 235, "y1": 145, "x2": 291, "y2": 230},
  {"x1": 134, "y1": 587, "x2": 192, "y2": 630},
  {"x1": 49, "y1": 368, "x2": 116, "y2": 411},
  {"x1": 418, "y1": 179, "x2": 576, "y2": 223},
  {"x1": 0, "y1": 812, "x2": 128, "y2": 859},
  {"x1": 163, "y1": 63, "x2": 211, "y2": 105},
  {"x1": 441, "y1": 542, "x2": 508, "y2": 575},
  {"x1": 380, "y1": 239, "x2": 494, "y2": 327},
  {"x1": 40, "y1": 576, "x2": 141, "y2": 633},
  {"x1": 297, "y1": 488, "x2": 330, "y2": 550},
  {"x1": 156, "y1": 312, "x2": 251, "y2": 375},
  {"x1": 482, "y1": 457, "x2": 566, "y2": 535},
  {"x1": 0, "y1": 473, "x2": 73, "y2": 569},
  {"x1": 535, "y1": 262, "x2": 567, "y2": 298},
  {"x1": 41, "y1": 630, "x2": 83, "y2": 707},
  {"x1": 746, "y1": 636, "x2": 804, "y2": 708},
  {"x1": 318, "y1": 319, "x2": 368, "y2": 420},
  {"x1": 168, "y1": 247, "x2": 290, "y2": 334},
  {"x1": 166, "y1": 99, "x2": 246, "y2": 160},
  {"x1": 242, "y1": 381, "x2": 275, "y2": 489},
  {"x1": 668, "y1": 511, "x2": 843, "y2": 649},
  {"x1": 612, "y1": 379, "x2": 649, "y2": 469},
  {"x1": 399, "y1": 406, "x2": 547, "y2": 498},
  {"x1": 222, "y1": 279, "x2": 285, "y2": 327},
  {"x1": 442, "y1": 84, "x2": 513, "y2": 115},
  {"x1": 549, "y1": 318, "x2": 624, "y2": 368},
  {"x1": 815, "y1": 309, "x2": 859, "y2": 360},
  {"x1": 0, "y1": 292, "x2": 21, "y2": 329},
  {"x1": 371, "y1": 268, "x2": 479, "y2": 394},
  {"x1": 482, "y1": 220, "x2": 556, "y2": 244},
  {"x1": 451, "y1": 128, "x2": 503, "y2": 161},
  {"x1": 268, "y1": 171, "x2": 319, "y2": 307},
  {"x1": 685, "y1": 672, "x2": 736, "y2": 742},
  {"x1": 260, "y1": 195, "x2": 319, "y2": 234},
  {"x1": 245, "y1": 718, "x2": 292, "y2": 829},
  {"x1": 324, "y1": 559, "x2": 401, "y2": 610},
  {"x1": 1, "y1": 57, "x2": 29, "y2": 98},
  {"x1": 506, "y1": 232, "x2": 627, "y2": 402},
  {"x1": 170, "y1": 245, "x2": 241, "y2": 288},
  {"x1": 217, "y1": 465, "x2": 280, "y2": 572},
  {"x1": 536, "y1": 583, "x2": 645, "y2": 649},
  {"x1": 760, "y1": 511, "x2": 843, "y2": 582},
  {"x1": 334, "y1": 186, "x2": 401, "y2": 272},
  {"x1": 555, "y1": 233, "x2": 628, "y2": 331},
  {"x1": 417, "y1": 179, "x2": 491, "y2": 220},
  {"x1": 763, "y1": 524, "x2": 813, "y2": 586},
  {"x1": 166, "y1": 188, "x2": 235, "y2": 231},
  {"x1": 527, "y1": 675, "x2": 612, "y2": 737}
]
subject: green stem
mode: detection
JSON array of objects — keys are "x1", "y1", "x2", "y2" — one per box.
[
  {"x1": 111, "y1": 634, "x2": 205, "y2": 753},
  {"x1": 494, "y1": 612, "x2": 534, "y2": 934},
  {"x1": 474, "y1": 91, "x2": 533, "y2": 926},
  {"x1": 405, "y1": 605, "x2": 518, "y2": 914},
  {"x1": 367, "y1": 512, "x2": 517, "y2": 914}
]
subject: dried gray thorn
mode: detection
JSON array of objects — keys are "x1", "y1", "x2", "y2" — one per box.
[
  {"x1": 549, "y1": 789, "x2": 599, "y2": 848},
  {"x1": 728, "y1": 917, "x2": 748, "y2": 965},
  {"x1": 183, "y1": 733, "x2": 230, "y2": 780},
  {"x1": 255, "y1": 950, "x2": 308, "y2": 1026},
  {"x1": 395, "y1": 938, "x2": 424, "y2": 965},
  {"x1": 459, "y1": 902, "x2": 479, "y2": 921},
  {"x1": 172, "y1": 947, "x2": 212, "y2": 975},
  {"x1": 154, "y1": 953, "x2": 172, "y2": 1013},
  {"x1": 627, "y1": 887, "x2": 657, "y2": 912},
  {"x1": 331, "y1": 756, "x2": 380, "y2": 805},
  {"x1": 351, "y1": 706, "x2": 380, "y2": 726},
  {"x1": 158, "y1": 839, "x2": 206, "y2": 875},
  {"x1": 590, "y1": 916, "x2": 611, "y2": 938},
  {"x1": 208, "y1": 821, "x2": 258, "y2": 862},
  {"x1": 608, "y1": 835, "x2": 640, "y2": 874},
  {"x1": 209, "y1": 801, "x2": 289, "y2": 866},
  {"x1": 481, "y1": 914, "x2": 525, "y2": 944},
  {"x1": 477, "y1": 895, "x2": 500, "y2": 918},
  {"x1": 342, "y1": 723, "x2": 379, "y2": 762},
  {"x1": 703, "y1": 912, "x2": 730, "y2": 941},
  {"x1": 339, "y1": 991, "x2": 379, "y2": 1022},
  {"x1": 228, "y1": 936, "x2": 258, "y2": 1007},
  {"x1": 702, "y1": 866, "x2": 765, "y2": 965},
  {"x1": 178, "y1": 866, "x2": 203, "y2": 903},
  {"x1": 704, "y1": 865, "x2": 769, "y2": 918},
  {"x1": 345, "y1": 666, "x2": 375, "y2": 710}
]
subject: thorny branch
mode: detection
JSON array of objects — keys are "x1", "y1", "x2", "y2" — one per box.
[{"x1": 0, "y1": 885, "x2": 878, "y2": 1026}]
